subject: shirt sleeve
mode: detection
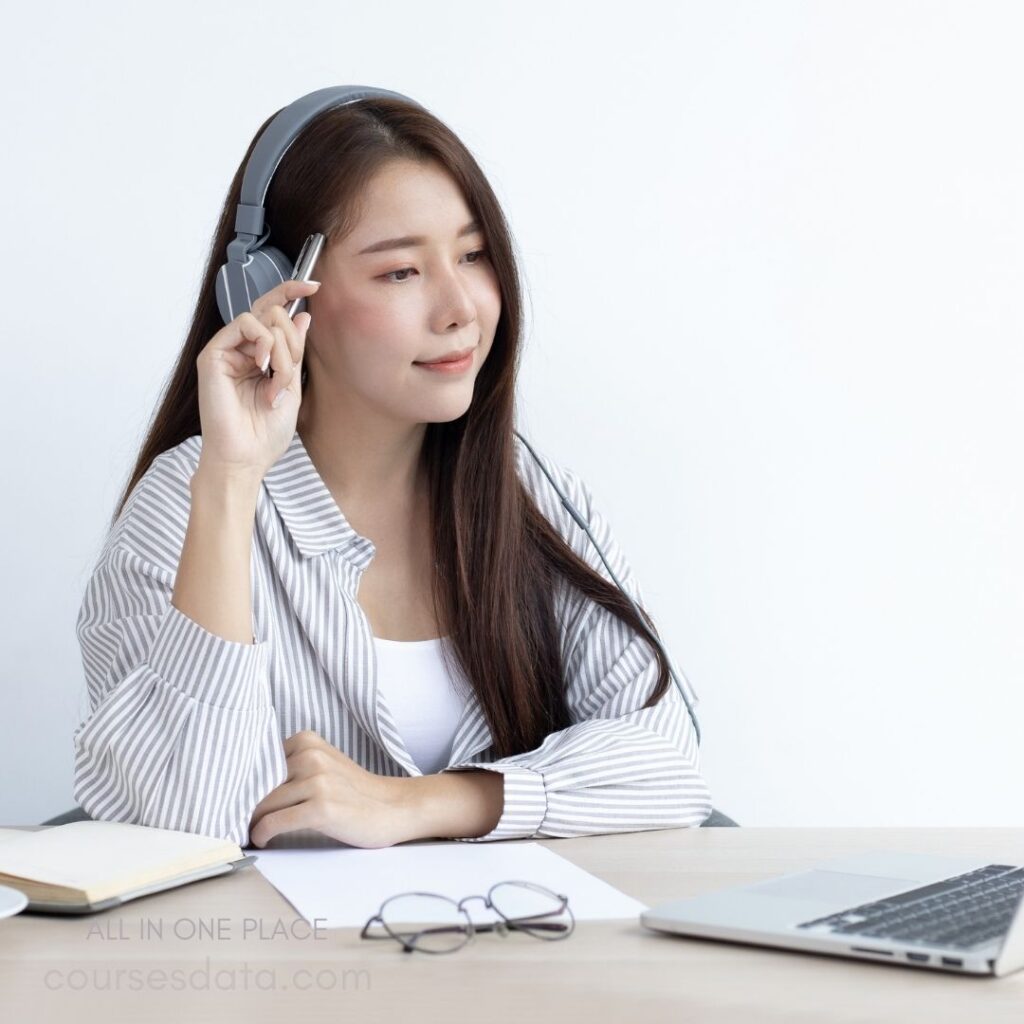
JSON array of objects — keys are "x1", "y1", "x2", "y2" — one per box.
[
  {"x1": 72, "y1": 449, "x2": 287, "y2": 847},
  {"x1": 441, "y1": 465, "x2": 712, "y2": 841}
]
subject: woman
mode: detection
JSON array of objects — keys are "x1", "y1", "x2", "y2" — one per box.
[{"x1": 73, "y1": 93, "x2": 712, "y2": 849}]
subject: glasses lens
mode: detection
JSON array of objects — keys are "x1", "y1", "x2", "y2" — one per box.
[
  {"x1": 489, "y1": 882, "x2": 573, "y2": 940},
  {"x1": 379, "y1": 893, "x2": 471, "y2": 953}
]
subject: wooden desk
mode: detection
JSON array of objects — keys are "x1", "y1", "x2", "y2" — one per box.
[{"x1": 3, "y1": 826, "x2": 1024, "y2": 1022}]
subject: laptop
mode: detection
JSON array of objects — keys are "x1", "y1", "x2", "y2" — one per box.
[{"x1": 640, "y1": 850, "x2": 1024, "y2": 977}]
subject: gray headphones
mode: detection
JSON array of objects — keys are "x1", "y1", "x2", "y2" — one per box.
[
  {"x1": 216, "y1": 85, "x2": 702, "y2": 744},
  {"x1": 215, "y1": 84, "x2": 422, "y2": 325}
]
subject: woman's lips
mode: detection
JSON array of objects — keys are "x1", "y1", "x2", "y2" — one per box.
[{"x1": 414, "y1": 350, "x2": 475, "y2": 373}]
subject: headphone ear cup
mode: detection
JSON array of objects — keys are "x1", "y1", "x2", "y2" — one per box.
[{"x1": 215, "y1": 244, "x2": 305, "y2": 325}]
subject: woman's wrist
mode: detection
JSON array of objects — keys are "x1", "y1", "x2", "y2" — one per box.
[{"x1": 395, "y1": 770, "x2": 505, "y2": 842}]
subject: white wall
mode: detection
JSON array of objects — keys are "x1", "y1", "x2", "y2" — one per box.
[{"x1": 1, "y1": 0, "x2": 1020, "y2": 827}]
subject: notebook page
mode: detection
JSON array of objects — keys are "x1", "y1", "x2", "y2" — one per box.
[{"x1": 0, "y1": 821, "x2": 240, "y2": 899}]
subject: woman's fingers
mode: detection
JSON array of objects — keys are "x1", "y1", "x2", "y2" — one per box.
[
  {"x1": 251, "y1": 290, "x2": 314, "y2": 387},
  {"x1": 204, "y1": 310, "x2": 273, "y2": 359},
  {"x1": 267, "y1": 303, "x2": 306, "y2": 369},
  {"x1": 249, "y1": 786, "x2": 327, "y2": 848},
  {"x1": 250, "y1": 776, "x2": 311, "y2": 825},
  {"x1": 250, "y1": 278, "x2": 320, "y2": 320},
  {"x1": 265, "y1": 322, "x2": 291, "y2": 381},
  {"x1": 201, "y1": 280, "x2": 318, "y2": 375}
]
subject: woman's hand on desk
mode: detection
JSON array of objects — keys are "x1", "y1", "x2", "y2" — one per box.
[{"x1": 247, "y1": 730, "x2": 410, "y2": 849}]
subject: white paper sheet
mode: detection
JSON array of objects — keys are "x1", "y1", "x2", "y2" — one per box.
[{"x1": 251, "y1": 838, "x2": 647, "y2": 929}]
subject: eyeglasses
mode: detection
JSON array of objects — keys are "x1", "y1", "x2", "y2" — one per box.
[{"x1": 360, "y1": 879, "x2": 575, "y2": 954}]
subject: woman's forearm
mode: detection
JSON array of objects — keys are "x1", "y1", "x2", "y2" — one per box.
[{"x1": 171, "y1": 460, "x2": 263, "y2": 645}]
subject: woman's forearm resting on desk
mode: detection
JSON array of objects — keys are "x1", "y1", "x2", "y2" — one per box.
[
  {"x1": 246, "y1": 731, "x2": 506, "y2": 848},
  {"x1": 249, "y1": 702, "x2": 710, "y2": 847}
]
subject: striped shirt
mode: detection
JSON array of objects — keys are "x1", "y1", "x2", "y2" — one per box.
[{"x1": 73, "y1": 431, "x2": 712, "y2": 846}]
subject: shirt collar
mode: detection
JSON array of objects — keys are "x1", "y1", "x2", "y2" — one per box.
[{"x1": 262, "y1": 431, "x2": 377, "y2": 568}]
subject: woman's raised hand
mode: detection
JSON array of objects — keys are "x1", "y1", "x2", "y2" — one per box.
[{"x1": 194, "y1": 279, "x2": 320, "y2": 480}]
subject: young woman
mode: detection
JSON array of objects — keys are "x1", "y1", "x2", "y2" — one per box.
[{"x1": 73, "y1": 94, "x2": 712, "y2": 849}]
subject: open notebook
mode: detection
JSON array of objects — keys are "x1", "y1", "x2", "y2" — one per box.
[{"x1": 0, "y1": 822, "x2": 257, "y2": 914}]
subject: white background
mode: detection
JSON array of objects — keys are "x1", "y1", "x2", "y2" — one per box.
[{"x1": 1, "y1": 0, "x2": 1020, "y2": 827}]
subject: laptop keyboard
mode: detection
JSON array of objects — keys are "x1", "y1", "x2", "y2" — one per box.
[{"x1": 795, "y1": 864, "x2": 1024, "y2": 950}]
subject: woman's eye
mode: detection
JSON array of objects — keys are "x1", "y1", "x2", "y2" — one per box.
[{"x1": 381, "y1": 249, "x2": 489, "y2": 284}]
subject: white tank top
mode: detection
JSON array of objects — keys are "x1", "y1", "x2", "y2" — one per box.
[{"x1": 372, "y1": 636, "x2": 472, "y2": 775}]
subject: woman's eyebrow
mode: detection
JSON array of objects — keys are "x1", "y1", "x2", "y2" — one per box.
[{"x1": 356, "y1": 219, "x2": 481, "y2": 255}]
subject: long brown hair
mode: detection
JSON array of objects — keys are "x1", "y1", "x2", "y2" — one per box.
[{"x1": 112, "y1": 96, "x2": 675, "y2": 758}]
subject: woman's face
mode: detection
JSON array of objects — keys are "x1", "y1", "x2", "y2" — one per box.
[{"x1": 301, "y1": 158, "x2": 501, "y2": 427}]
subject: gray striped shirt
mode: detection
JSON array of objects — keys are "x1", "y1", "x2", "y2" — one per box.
[{"x1": 73, "y1": 432, "x2": 712, "y2": 846}]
